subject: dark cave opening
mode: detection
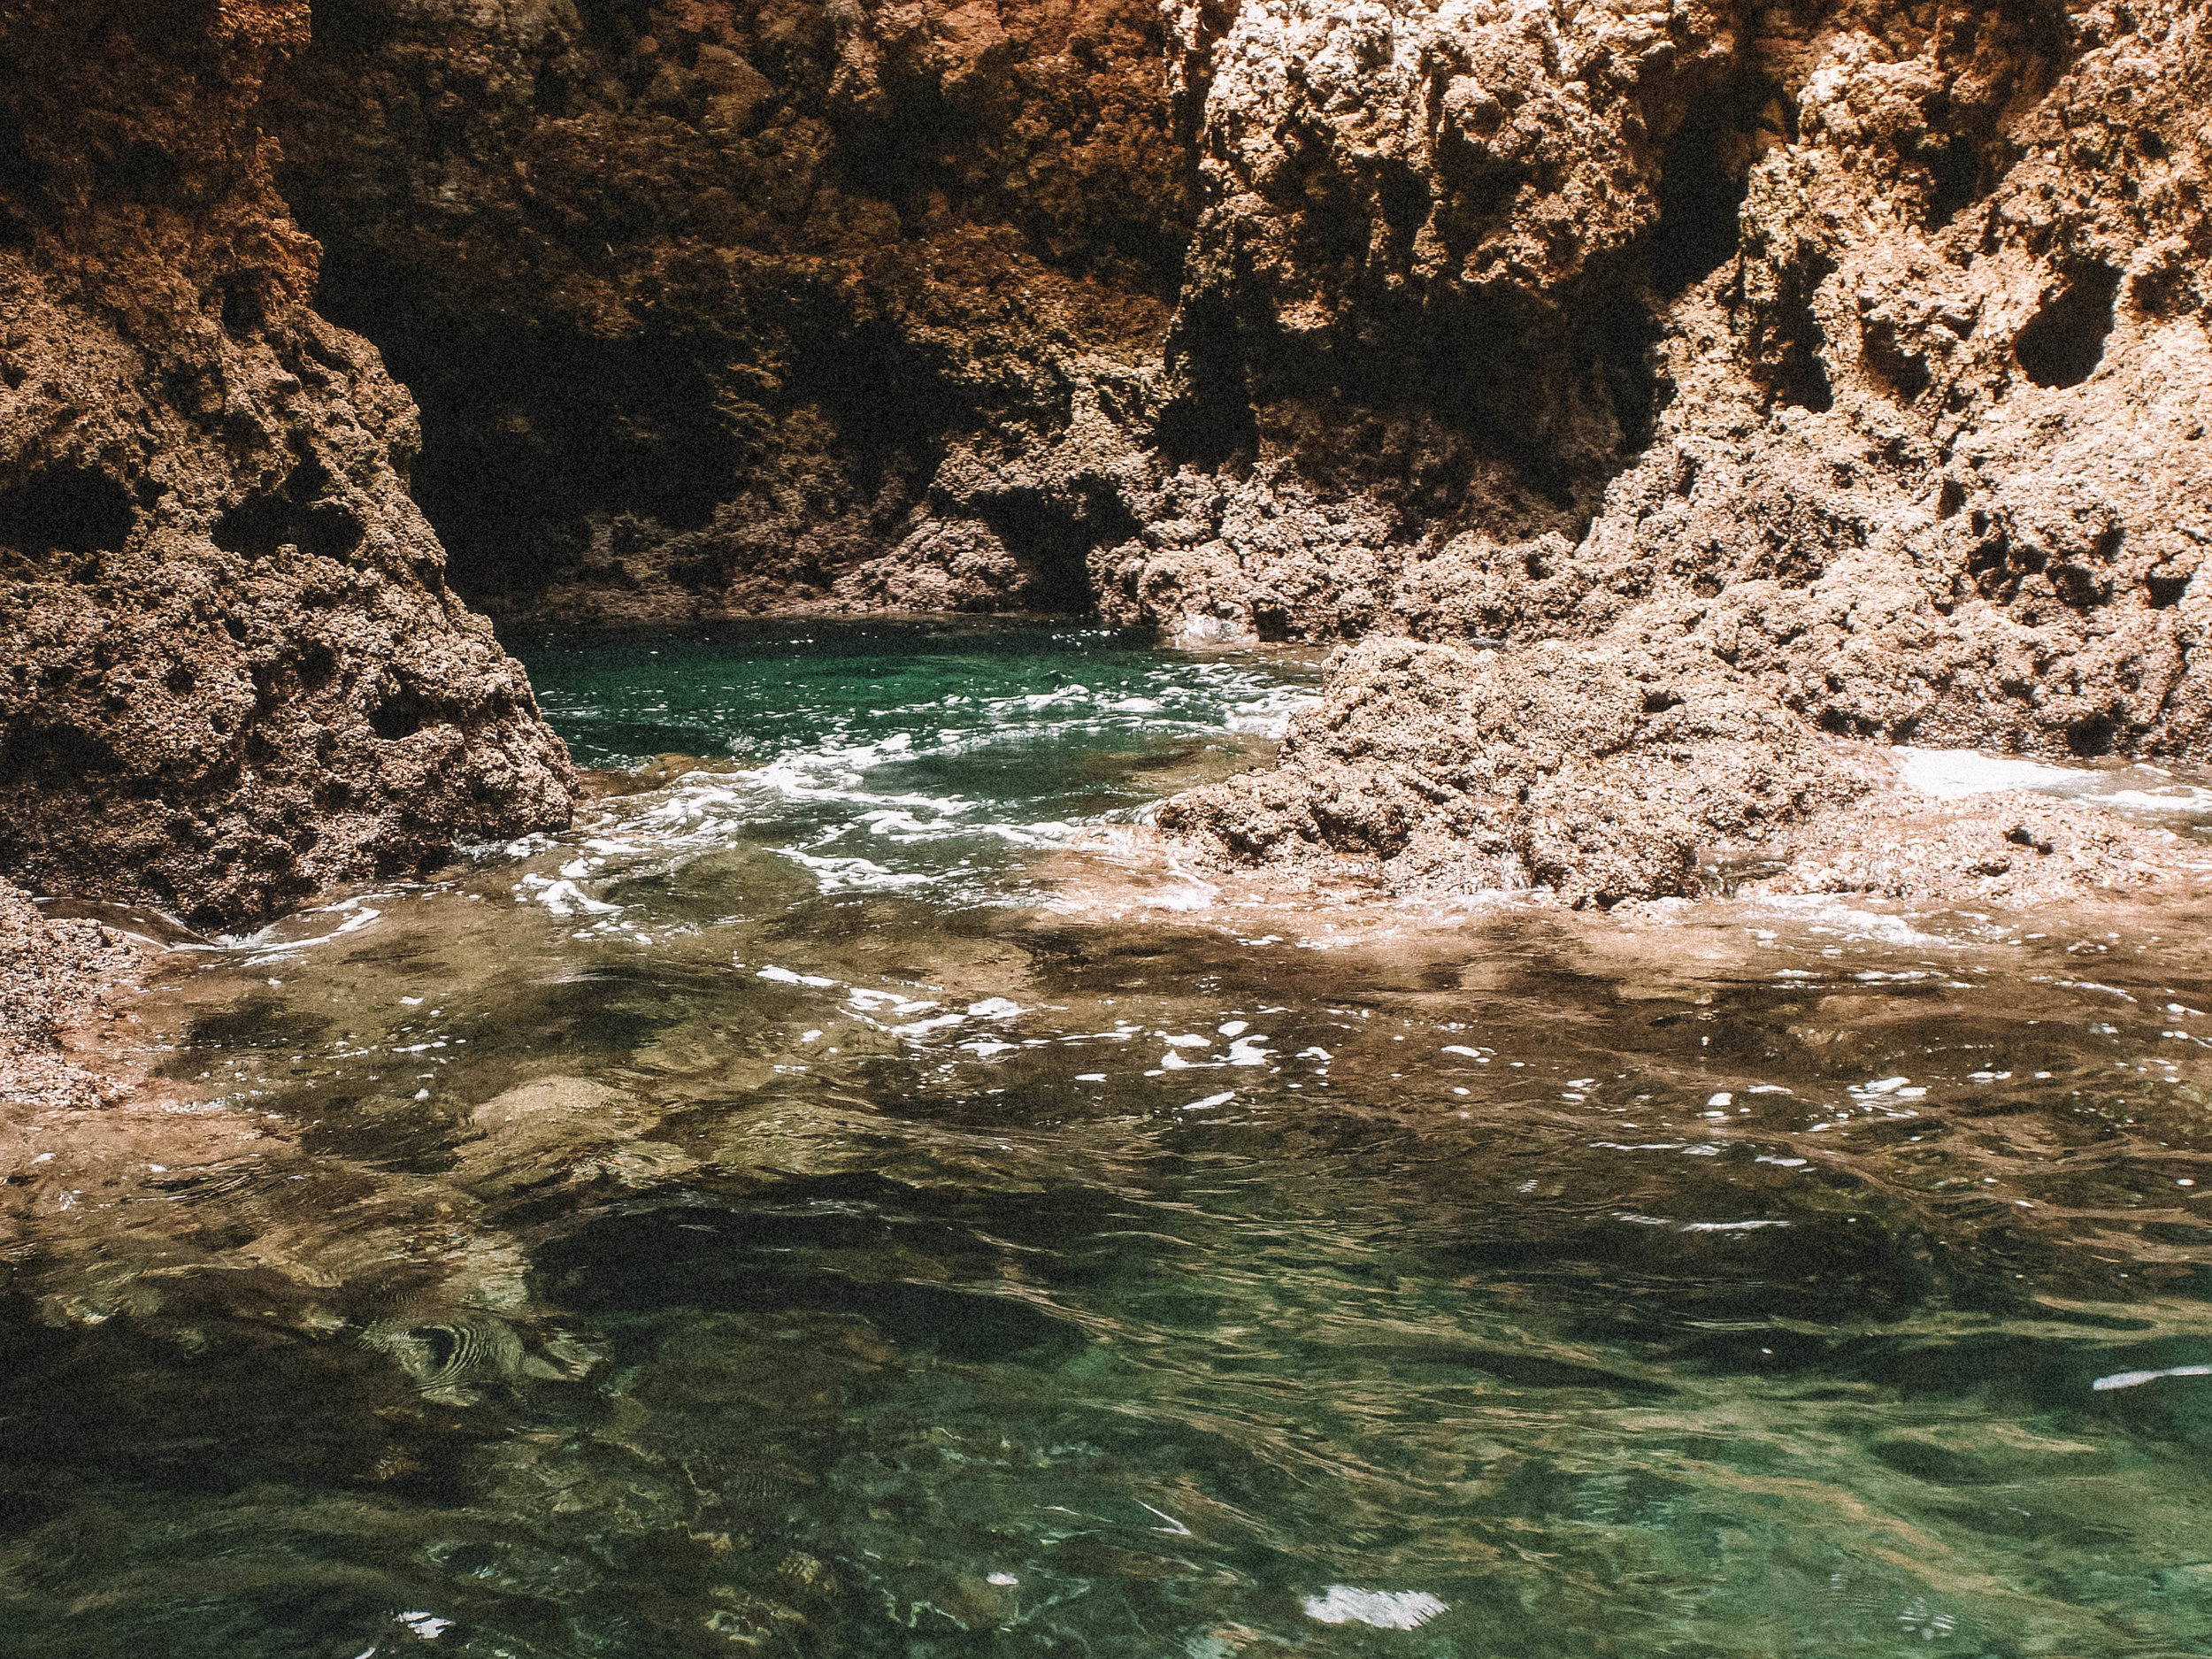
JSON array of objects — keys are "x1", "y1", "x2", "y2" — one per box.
[
  {"x1": 2015, "y1": 264, "x2": 2120, "y2": 388},
  {"x1": 1155, "y1": 301, "x2": 1261, "y2": 468},
  {"x1": 1648, "y1": 72, "x2": 1783, "y2": 297},
  {"x1": 973, "y1": 484, "x2": 1142, "y2": 614},
  {"x1": 211, "y1": 458, "x2": 365, "y2": 561},
  {"x1": 0, "y1": 466, "x2": 137, "y2": 558},
  {"x1": 311, "y1": 249, "x2": 999, "y2": 607},
  {"x1": 313, "y1": 299, "x2": 747, "y2": 599}
]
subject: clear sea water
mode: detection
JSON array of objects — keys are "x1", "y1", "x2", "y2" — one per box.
[{"x1": 10, "y1": 620, "x2": 2212, "y2": 1658}]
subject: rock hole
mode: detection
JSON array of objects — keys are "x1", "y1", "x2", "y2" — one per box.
[
  {"x1": 1250, "y1": 601, "x2": 1295, "y2": 643},
  {"x1": 310, "y1": 0, "x2": 402, "y2": 51},
  {"x1": 2064, "y1": 710, "x2": 2118, "y2": 758},
  {"x1": 0, "y1": 467, "x2": 137, "y2": 557},
  {"x1": 296, "y1": 641, "x2": 340, "y2": 688},
  {"x1": 1648, "y1": 72, "x2": 1783, "y2": 296},
  {"x1": 369, "y1": 680, "x2": 430, "y2": 741},
  {"x1": 2014, "y1": 265, "x2": 2119, "y2": 388},
  {"x1": 211, "y1": 458, "x2": 364, "y2": 559},
  {"x1": 1920, "y1": 135, "x2": 1982, "y2": 223},
  {"x1": 0, "y1": 720, "x2": 117, "y2": 785},
  {"x1": 2147, "y1": 565, "x2": 2193, "y2": 609}
]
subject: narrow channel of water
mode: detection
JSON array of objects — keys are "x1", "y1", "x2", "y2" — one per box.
[{"x1": 8, "y1": 621, "x2": 2212, "y2": 1657}]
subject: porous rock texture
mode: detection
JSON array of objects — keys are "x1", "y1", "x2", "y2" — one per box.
[
  {"x1": 262, "y1": 0, "x2": 2212, "y2": 904},
  {"x1": 0, "y1": 879, "x2": 143, "y2": 1109},
  {"x1": 8, "y1": 0, "x2": 2212, "y2": 926},
  {"x1": 0, "y1": 0, "x2": 574, "y2": 936},
  {"x1": 1157, "y1": 0, "x2": 2212, "y2": 902}
]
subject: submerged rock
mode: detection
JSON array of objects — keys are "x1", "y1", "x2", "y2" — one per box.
[{"x1": 0, "y1": 879, "x2": 143, "y2": 1109}]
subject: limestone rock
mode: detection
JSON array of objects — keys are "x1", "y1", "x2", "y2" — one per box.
[{"x1": 0, "y1": 0, "x2": 575, "y2": 930}]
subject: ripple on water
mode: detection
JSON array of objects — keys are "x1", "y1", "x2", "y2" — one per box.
[{"x1": 10, "y1": 622, "x2": 2212, "y2": 1657}]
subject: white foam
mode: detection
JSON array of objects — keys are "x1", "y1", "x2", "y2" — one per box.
[
  {"x1": 1893, "y1": 746, "x2": 2083, "y2": 799},
  {"x1": 1302, "y1": 1586, "x2": 1448, "y2": 1630},
  {"x1": 515, "y1": 875, "x2": 619, "y2": 918},
  {"x1": 2093, "y1": 1363, "x2": 2212, "y2": 1392}
]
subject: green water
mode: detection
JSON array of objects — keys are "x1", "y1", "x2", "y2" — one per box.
[{"x1": 9, "y1": 620, "x2": 2212, "y2": 1658}]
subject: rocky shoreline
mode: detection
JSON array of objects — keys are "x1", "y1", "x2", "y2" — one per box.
[
  {"x1": 4, "y1": 0, "x2": 2211, "y2": 1081},
  {"x1": 0, "y1": 879, "x2": 148, "y2": 1109}
]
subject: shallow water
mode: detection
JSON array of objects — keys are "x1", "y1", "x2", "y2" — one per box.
[{"x1": 11, "y1": 621, "x2": 2212, "y2": 1658}]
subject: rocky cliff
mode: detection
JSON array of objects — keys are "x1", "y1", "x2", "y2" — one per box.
[
  {"x1": 0, "y1": 0, "x2": 574, "y2": 935},
  {"x1": 263, "y1": 0, "x2": 2212, "y2": 904},
  {"x1": 4, "y1": 0, "x2": 2210, "y2": 936},
  {"x1": 1157, "y1": 0, "x2": 2212, "y2": 902}
]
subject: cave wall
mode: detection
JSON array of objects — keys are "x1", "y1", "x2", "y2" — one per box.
[
  {"x1": 5, "y1": 0, "x2": 2211, "y2": 919},
  {"x1": 269, "y1": 0, "x2": 1193, "y2": 617},
  {"x1": 0, "y1": 0, "x2": 574, "y2": 931},
  {"x1": 268, "y1": 3, "x2": 2212, "y2": 733},
  {"x1": 1162, "y1": 0, "x2": 2212, "y2": 899}
]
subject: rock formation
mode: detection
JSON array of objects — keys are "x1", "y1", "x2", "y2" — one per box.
[
  {"x1": 1156, "y1": 0, "x2": 2212, "y2": 902},
  {"x1": 0, "y1": 879, "x2": 142, "y2": 1108},
  {"x1": 4, "y1": 0, "x2": 2211, "y2": 931},
  {"x1": 267, "y1": 0, "x2": 1191, "y2": 617},
  {"x1": 258, "y1": 0, "x2": 2212, "y2": 904},
  {"x1": 0, "y1": 0, "x2": 574, "y2": 934}
]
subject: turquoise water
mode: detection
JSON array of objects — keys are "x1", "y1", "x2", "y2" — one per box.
[{"x1": 8, "y1": 621, "x2": 2212, "y2": 1657}]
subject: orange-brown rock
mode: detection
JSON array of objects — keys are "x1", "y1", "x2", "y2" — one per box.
[
  {"x1": 9, "y1": 0, "x2": 2212, "y2": 925},
  {"x1": 0, "y1": 0, "x2": 574, "y2": 932}
]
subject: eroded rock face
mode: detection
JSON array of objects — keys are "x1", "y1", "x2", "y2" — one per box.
[
  {"x1": 1157, "y1": 0, "x2": 2212, "y2": 901},
  {"x1": 12, "y1": 0, "x2": 2212, "y2": 917},
  {"x1": 0, "y1": 0, "x2": 574, "y2": 931},
  {"x1": 267, "y1": 0, "x2": 1191, "y2": 617}
]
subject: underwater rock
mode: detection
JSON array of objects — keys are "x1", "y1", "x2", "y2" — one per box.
[{"x1": 0, "y1": 879, "x2": 142, "y2": 1109}]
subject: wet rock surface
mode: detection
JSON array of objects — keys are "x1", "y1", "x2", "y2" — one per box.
[
  {"x1": 0, "y1": 879, "x2": 146, "y2": 1109},
  {"x1": 0, "y1": 0, "x2": 575, "y2": 934}
]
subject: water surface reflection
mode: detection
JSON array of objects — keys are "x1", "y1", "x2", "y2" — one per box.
[{"x1": 5, "y1": 623, "x2": 2212, "y2": 1657}]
